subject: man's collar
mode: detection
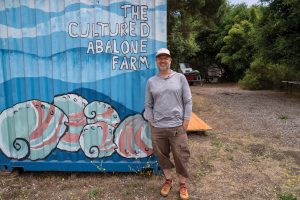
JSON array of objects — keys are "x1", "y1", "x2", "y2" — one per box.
[{"x1": 157, "y1": 69, "x2": 175, "y2": 79}]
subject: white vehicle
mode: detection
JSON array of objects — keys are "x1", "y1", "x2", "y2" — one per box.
[{"x1": 179, "y1": 63, "x2": 203, "y2": 86}]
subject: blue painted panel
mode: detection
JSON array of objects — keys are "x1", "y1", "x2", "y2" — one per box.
[{"x1": 0, "y1": 0, "x2": 166, "y2": 173}]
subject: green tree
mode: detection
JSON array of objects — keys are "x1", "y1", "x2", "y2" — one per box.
[
  {"x1": 167, "y1": 0, "x2": 299, "y2": 88},
  {"x1": 216, "y1": 19, "x2": 255, "y2": 81},
  {"x1": 258, "y1": 0, "x2": 300, "y2": 71},
  {"x1": 167, "y1": 0, "x2": 225, "y2": 70},
  {"x1": 214, "y1": 4, "x2": 261, "y2": 81},
  {"x1": 240, "y1": 0, "x2": 300, "y2": 89}
]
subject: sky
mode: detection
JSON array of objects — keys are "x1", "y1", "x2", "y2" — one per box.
[{"x1": 229, "y1": 0, "x2": 259, "y2": 5}]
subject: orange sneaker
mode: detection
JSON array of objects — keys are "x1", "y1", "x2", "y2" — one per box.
[
  {"x1": 160, "y1": 179, "x2": 172, "y2": 197},
  {"x1": 179, "y1": 183, "x2": 189, "y2": 200}
]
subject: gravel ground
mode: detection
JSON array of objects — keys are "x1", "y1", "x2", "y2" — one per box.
[
  {"x1": 193, "y1": 83, "x2": 300, "y2": 149},
  {"x1": 189, "y1": 83, "x2": 300, "y2": 199},
  {"x1": 0, "y1": 83, "x2": 299, "y2": 200}
]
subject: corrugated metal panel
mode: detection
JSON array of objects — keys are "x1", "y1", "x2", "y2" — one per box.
[{"x1": 0, "y1": 0, "x2": 166, "y2": 173}]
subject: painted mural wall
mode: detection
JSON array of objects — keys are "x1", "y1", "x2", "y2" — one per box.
[{"x1": 0, "y1": 0, "x2": 166, "y2": 171}]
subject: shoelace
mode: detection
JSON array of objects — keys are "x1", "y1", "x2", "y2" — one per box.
[
  {"x1": 162, "y1": 179, "x2": 172, "y2": 190},
  {"x1": 179, "y1": 184, "x2": 187, "y2": 196}
]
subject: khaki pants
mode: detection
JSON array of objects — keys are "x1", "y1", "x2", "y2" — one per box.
[{"x1": 150, "y1": 124, "x2": 191, "y2": 178}]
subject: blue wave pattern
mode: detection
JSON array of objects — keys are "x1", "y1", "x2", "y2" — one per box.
[
  {"x1": 0, "y1": 1, "x2": 166, "y2": 28},
  {"x1": 0, "y1": 0, "x2": 166, "y2": 172},
  {"x1": 0, "y1": 0, "x2": 165, "y2": 104},
  {"x1": 0, "y1": 47, "x2": 159, "y2": 83}
]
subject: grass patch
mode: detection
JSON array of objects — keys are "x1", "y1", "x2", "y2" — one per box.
[
  {"x1": 195, "y1": 159, "x2": 214, "y2": 178},
  {"x1": 277, "y1": 192, "x2": 297, "y2": 200},
  {"x1": 88, "y1": 188, "x2": 101, "y2": 200},
  {"x1": 227, "y1": 155, "x2": 234, "y2": 161},
  {"x1": 195, "y1": 168, "x2": 207, "y2": 177},
  {"x1": 211, "y1": 139, "x2": 222, "y2": 149},
  {"x1": 261, "y1": 151, "x2": 272, "y2": 158},
  {"x1": 278, "y1": 114, "x2": 289, "y2": 120},
  {"x1": 224, "y1": 144, "x2": 238, "y2": 153},
  {"x1": 137, "y1": 168, "x2": 154, "y2": 177},
  {"x1": 122, "y1": 187, "x2": 133, "y2": 196}
]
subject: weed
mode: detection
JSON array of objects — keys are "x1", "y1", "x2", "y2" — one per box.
[
  {"x1": 88, "y1": 188, "x2": 101, "y2": 200},
  {"x1": 211, "y1": 139, "x2": 222, "y2": 148},
  {"x1": 227, "y1": 155, "x2": 234, "y2": 161},
  {"x1": 278, "y1": 114, "x2": 288, "y2": 120},
  {"x1": 277, "y1": 192, "x2": 297, "y2": 200},
  {"x1": 195, "y1": 159, "x2": 214, "y2": 177},
  {"x1": 195, "y1": 168, "x2": 206, "y2": 177}
]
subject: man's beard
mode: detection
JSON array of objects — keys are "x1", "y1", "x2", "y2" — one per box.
[{"x1": 158, "y1": 63, "x2": 170, "y2": 71}]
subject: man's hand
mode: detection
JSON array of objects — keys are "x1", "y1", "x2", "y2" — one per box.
[
  {"x1": 182, "y1": 119, "x2": 190, "y2": 131},
  {"x1": 148, "y1": 121, "x2": 154, "y2": 127}
]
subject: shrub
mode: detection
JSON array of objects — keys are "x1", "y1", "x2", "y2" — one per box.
[{"x1": 238, "y1": 57, "x2": 298, "y2": 90}]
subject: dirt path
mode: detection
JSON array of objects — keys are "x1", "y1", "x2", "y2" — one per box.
[{"x1": 1, "y1": 83, "x2": 299, "y2": 200}]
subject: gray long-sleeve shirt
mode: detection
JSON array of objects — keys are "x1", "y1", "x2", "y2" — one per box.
[{"x1": 143, "y1": 69, "x2": 192, "y2": 128}]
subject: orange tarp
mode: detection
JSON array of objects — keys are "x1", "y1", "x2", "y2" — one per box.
[{"x1": 187, "y1": 112, "x2": 212, "y2": 131}]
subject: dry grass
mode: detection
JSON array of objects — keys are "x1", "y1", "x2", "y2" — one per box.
[{"x1": 0, "y1": 83, "x2": 299, "y2": 200}]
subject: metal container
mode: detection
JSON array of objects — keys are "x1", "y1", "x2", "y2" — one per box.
[{"x1": 0, "y1": 0, "x2": 166, "y2": 173}]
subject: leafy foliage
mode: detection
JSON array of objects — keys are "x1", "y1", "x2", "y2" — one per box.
[{"x1": 167, "y1": 0, "x2": 300, "y2": 88}]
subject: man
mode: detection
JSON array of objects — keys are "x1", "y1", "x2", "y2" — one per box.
[{"x1": 143, "y1": 48, "x2": 192, "y2": 200}]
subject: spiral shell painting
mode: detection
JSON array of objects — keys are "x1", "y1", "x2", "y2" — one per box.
[
  {"x1": 79, "y1": 122, "x2": 117, "y2": 158},
  {"x1": 0, "y1": 100, "x2": 68, "y2": 160},
  {"x1": 53, "y1": 94, "x2": 88, "y2": 151},
  {"x1": 114, "y1": 114, "x2": 153, "y2": 158},
  {"x1": 84, "y1": 101, "x2": 120, "y2": 128}
]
